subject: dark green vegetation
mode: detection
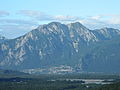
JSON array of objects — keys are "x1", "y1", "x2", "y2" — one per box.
[
  {"x1": 97, "y1": 82, "x2": 120, "y2": 90},
  {"x1": 0, "y1": 79, "x2": 96, "y2": 90},
  {"x1": 0, "y1": 74, "x2": 120, "y2": 90}
]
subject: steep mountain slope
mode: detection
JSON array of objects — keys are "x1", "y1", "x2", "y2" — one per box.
[
  {"x1": 83, "y1": 36, "x2": 120, "y2": 73},
  {"x1": 0, "y1": 22, "x2": 120, "y2": 73},
  {"x1": 93, "y1": 27, "x2": 120, "y2": 40}
]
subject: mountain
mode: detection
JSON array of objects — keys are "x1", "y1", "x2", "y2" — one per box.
[
  {"x1": 0, "y1": 22, "x2": 120, "y2": 74},
  {"x1": 93, "y1": 27, "x2": 120, "y2": 40},
  {"x1": 0, "y1": 35, "x2": 6, "y2": 43},
  {"x1": 83, "y1": 36, "x2": 120, "y2": 73}
]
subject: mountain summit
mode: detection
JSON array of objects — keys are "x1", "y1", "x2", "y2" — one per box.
[{"x1": 0, "y1": 22, "x2": 120, "y2": 73}]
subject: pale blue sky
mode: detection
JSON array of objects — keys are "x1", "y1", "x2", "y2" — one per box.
[
  {"x1": 0, "y1": 0, "x2": 120, "y2": 38},
  {"x1": 1, "y1": 0, "x2": 120, "y2": 15}
]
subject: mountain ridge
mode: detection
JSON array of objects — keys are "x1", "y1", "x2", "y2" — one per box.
[{"x1": 0, "y1": 22, "x2": 120, "y2": 74}]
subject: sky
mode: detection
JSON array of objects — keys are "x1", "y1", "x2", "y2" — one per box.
[{"x1": 0, "y1": 0, "x2": 120, "y2": 38}]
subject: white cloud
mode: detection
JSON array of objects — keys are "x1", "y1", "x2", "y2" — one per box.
[
  {"x1": 75, "y1": 14, "x2": 120, "y2": 29},
  {"x1": 18, "y1": 10, "x2": 54, "y2": 20},
  {"x1": 87, "y1": 14, "x2": 120, "y2": 25},
  {"x1": 54, "y1": 15, "x2": 79, "y2": 21},
  {"x1": 1, "y1": 10, "x2": 120, "y2": 38},
  {"x1": 0, "y1": 24, "x2": 38, "y2": 38},
  {"x1": 90, "y1": 15, "x2": 102, "y2": 20},
  {"x1": 108, "y1": 18, "x2": 120, "y2": 24},
  {"x1": 0, "y1": 19, "x2": 38, "y2": 38},
  {"x1": 0, "y1": 24, "x2": 36, "y2": 31},
  {"x1": 0, "y1": 19, "x2": 38, "y2": 25},
  {"x1": 106, "y1": 15, "x2": 120, "y2": 24},
  {"x1": 18, "y1": 10, "x2": 79, "y2": 21}
]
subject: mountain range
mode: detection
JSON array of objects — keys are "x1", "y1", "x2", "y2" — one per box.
[{"x1": 0, "y1": 22, "x2": 120, "y2": 74}]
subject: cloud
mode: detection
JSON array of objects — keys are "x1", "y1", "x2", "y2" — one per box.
[
  {"x1": 54, "y1": 15, "x2": 79, "y2": 21},
  {"x1": 90, "y1": 15, "x2": 102, "y2": 20},
  {"x1": 18, "y1": 10, "x2": 79, "y2": 21},
  {"x1": 86, "y1": 14, "x2": 120, "y2": 25},
  {"x1": 0, "y1": 11, "x2": 10, "y2": 17},
  {"x1": 0, "y1": 19, "x2": 38, "y2": 31},
  {"x1": 78, "y1": 16, "x2": 104, "y2": 25},
  {"x1": 76, "y1": 14, "x2": 120, "y2": 29},
  {"x1": 0, "y1": 19, "x2": 38, "y2": 25},
  {"x1": 0, "y1": 19, "x2": 39, "y2": 38},
  {"x1": 18, "y1": 10, "x2": 54, "y2": 20},
  {"x1": 0, "y1": 24, "x2": 37, "y2": 31},
  {"x1": 106, "y1": 15, "x2": 120, "y2": 24},
  {"x1": 0, "y1": 24, "x2": 38, "y2": 39},
  {"x1": 1, "y1": 10, "x2": 120, "y2": 38}
]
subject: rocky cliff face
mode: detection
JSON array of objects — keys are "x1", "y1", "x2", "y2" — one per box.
[{"x1": 0, "y1": 22, "x2": 120, "y2": 73}]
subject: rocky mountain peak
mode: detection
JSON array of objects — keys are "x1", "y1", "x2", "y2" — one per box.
[
  {"x1": 0, "y1": 22, "x2": 120, "y2": 73},
  {"x1": 67, "y1": 22, "x2": 89, "y2": 30},
  {"x1": 48, "y1": 22, "x2": 62, "y2": 26}
]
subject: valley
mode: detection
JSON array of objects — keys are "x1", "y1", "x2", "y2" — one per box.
[{"x1": 0, "y1": 73, "x2": 119, "y2": 90}]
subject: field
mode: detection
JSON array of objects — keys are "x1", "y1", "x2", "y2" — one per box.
[{"x1": 0, "y1": 73, "x2": 120, "y2": 90}]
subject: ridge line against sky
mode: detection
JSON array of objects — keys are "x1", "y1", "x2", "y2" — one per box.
[{"x1": 0, "y1": 0, "x2": 120, "y2": 38}]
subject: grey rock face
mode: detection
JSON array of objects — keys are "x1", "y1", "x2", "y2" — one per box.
[
  {"x1": 0, "y1": 22, "x2": 120, "y2": 73},
  {"x1": 92, "y1": 27, "x2": 120, "y2": 40}
]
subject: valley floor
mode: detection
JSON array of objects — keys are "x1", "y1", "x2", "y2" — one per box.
[{"x1": 0, "y1": 74, "x2": 120, "y2": 90}]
